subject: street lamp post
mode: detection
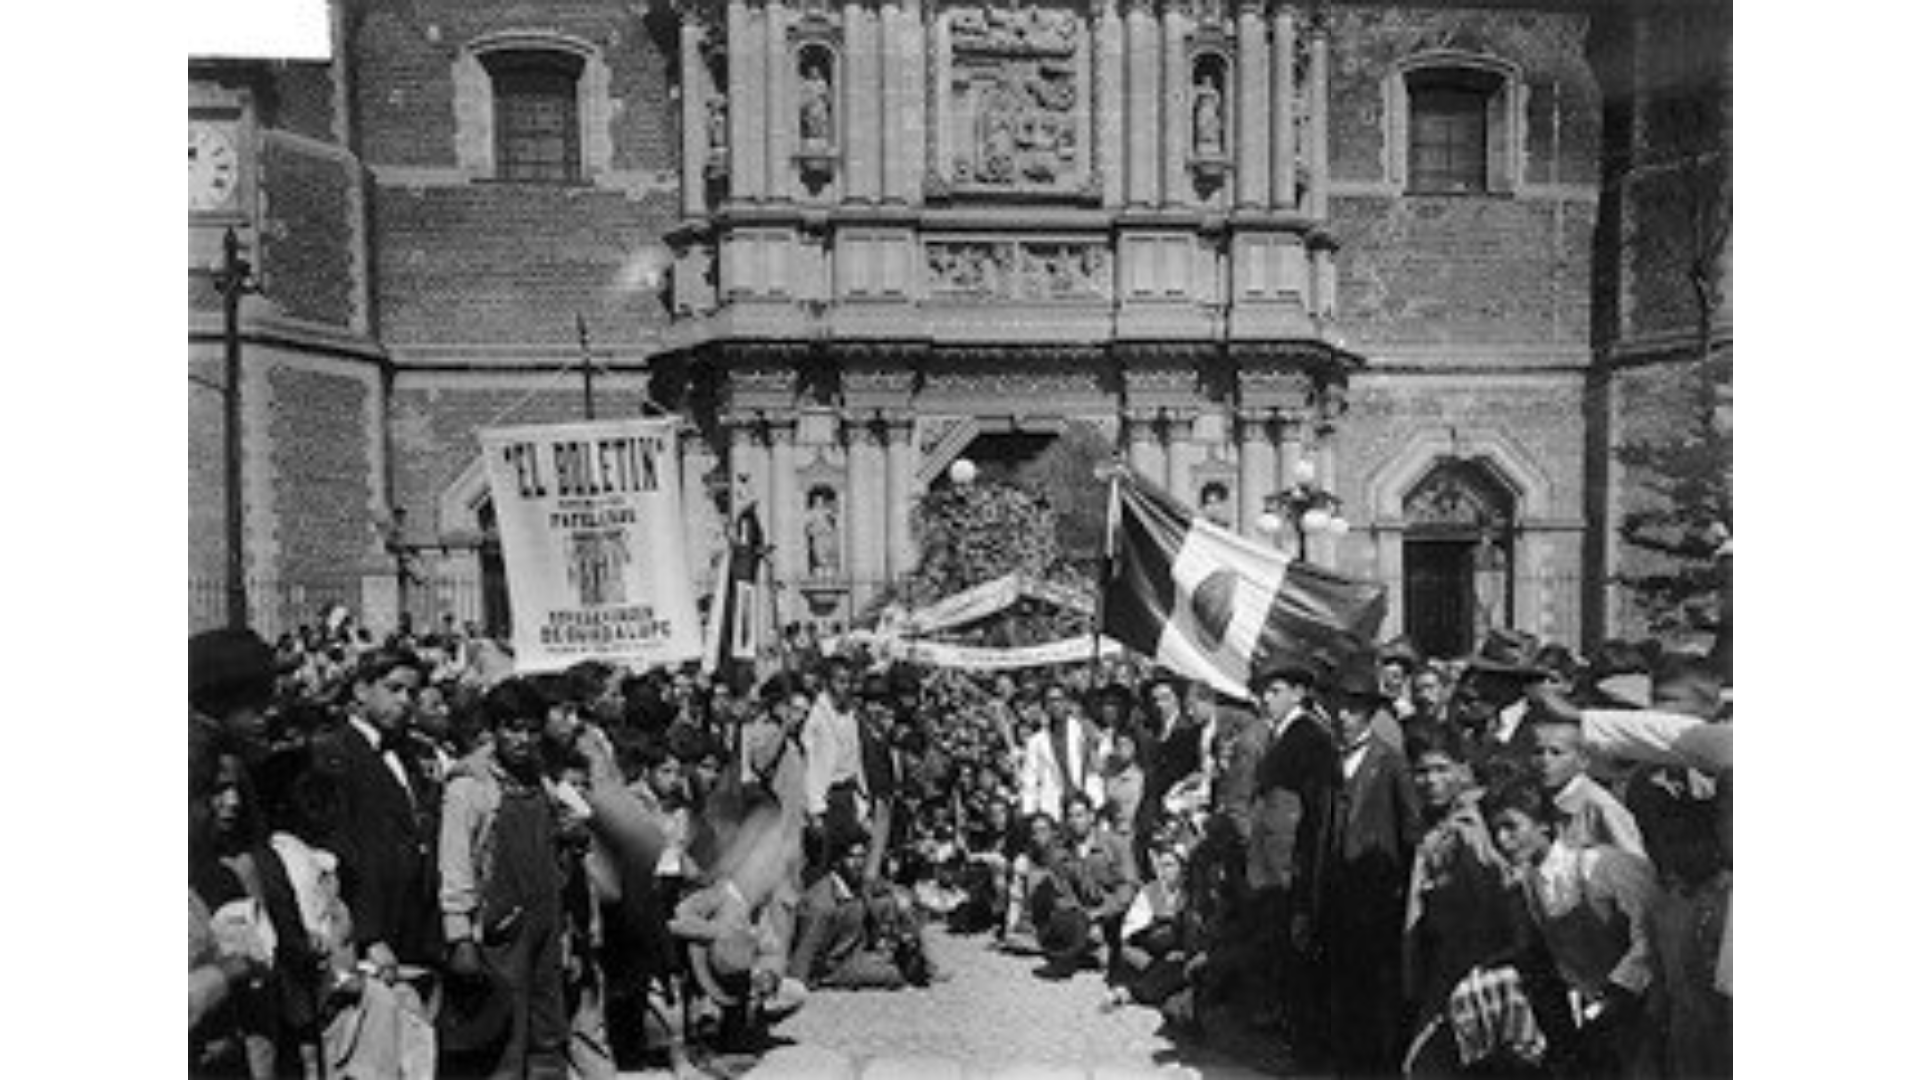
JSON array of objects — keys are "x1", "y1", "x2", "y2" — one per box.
[
  {"x1": 1256, "y1": 458, "x2": 1349, "y2": 564},
  {"x1": 576, "y1": 313, "x2": 601, "y2": 420},
  {"x1": 210, "y1": 227, "x2": 260, "y2": 629}
]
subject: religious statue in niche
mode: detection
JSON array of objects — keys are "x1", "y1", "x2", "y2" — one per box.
[
  {"x1": 1193, "y1": 72, "x2": 1225, "y2": 157},
  {"x1": 799, "y1": 56, "x2": 833, "y2": 150},
  {"x1": 804, "y1": 485, "x2": 841, "y2": 578},
  {"x1": 706, "y1": 96, "x2": 728, "y2": 155}
]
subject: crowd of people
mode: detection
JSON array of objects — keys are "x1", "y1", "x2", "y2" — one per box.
[{"x1": 189, "y1": 607, "x2": 1730, "y2": 1079}]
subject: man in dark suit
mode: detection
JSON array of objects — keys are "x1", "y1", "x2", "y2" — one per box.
[
  {"x1": 313, "y1": 648, "x2": 443, "y2": 976},
  {"x1": 1321, "y1": 648, "x2": 1422, "y2": 1076},
  {"x1": 1243, "y1": 653, "x2": 1342, "y2": 1065}
]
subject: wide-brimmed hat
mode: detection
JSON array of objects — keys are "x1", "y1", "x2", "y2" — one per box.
[
  {"x1": 1378, "y1": 635, "x2": 1423, "y2": 671},
  {"x1": 1651, "y1": 651, "x2": 1724, "y2": 720},
  {"x1": 1319, "y1": 648, "x2": 1393, "y2": 707},
  {"x1": 1461, "y1": 629, "x2": 1552, "y2": 680},
  {"x1": 1247, "y1": 650, "x2": 1326, "y2": 696}
]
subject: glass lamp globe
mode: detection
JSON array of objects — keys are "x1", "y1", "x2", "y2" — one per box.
[
  {"x1": 1293, "y1": 459, "x2": 1317, "y2": 484},
  {"x1": 1301, "y1": 508, "x2": 1332, "y2": 533},
  {"x1": 1256, "y1": 511, "x2": 1284, "y2": 535},
  {"x1": 1328, "y1": 516, "x2": 1351, "y2": 536},
  {"x1": 949, "y1": 458, "x2": 978, "y2": 486}
]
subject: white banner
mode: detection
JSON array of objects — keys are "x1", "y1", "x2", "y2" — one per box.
[
  {"x1": 479, "y1": 418, "x2": 703, "y2": 673},
  {"x1": 841, "y1": 630, "x2": 1131, "y2": 671},
  {"x1": 879, "y1": 573, "x2": 1099, "y2": 636}
]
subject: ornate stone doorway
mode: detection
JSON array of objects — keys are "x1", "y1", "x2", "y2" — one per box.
[{"x1": 1401, "y1": 458, "x2": 1516, "y2": 660}]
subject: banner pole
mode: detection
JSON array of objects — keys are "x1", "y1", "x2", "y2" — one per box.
[{"x1": 1089, "y1": 459, "x2": 1124, "y2": 682}]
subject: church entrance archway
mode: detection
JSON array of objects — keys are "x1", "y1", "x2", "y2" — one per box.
[{"x1": 1401, "y1": 458, "x2": 1516, "y2": 660}]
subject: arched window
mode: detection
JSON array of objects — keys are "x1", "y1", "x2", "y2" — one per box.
[
  {"x1": 1388, "y1": 55, "x2": 1524, "y2": 196},
  {"x1": 483, "y1": 49, "x2": 584, "y2": 183},
  {"x1": 1408, "y1": 69, "x2": 1498, "y2": 193}
]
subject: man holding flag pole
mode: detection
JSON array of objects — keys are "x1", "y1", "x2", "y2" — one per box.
[{"x1": 1094, "y1": 462, "x2": 1389, "y2": 1064}]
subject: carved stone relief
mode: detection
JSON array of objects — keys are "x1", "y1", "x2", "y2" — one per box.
[
  {"x1": 940, "y1": 6, "x2": 1088, "y2": 195},
  {"x1": 926, "y1": 240, "x2": 1110, "y2": 300}
]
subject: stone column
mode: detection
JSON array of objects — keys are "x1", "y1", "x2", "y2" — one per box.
[
  {"x1": 844, "y1": 413, "x2": 888, "y2": 610},
  {"x1": 764, "y1": 3, "x2": 790, "y2": 200},
  {"x1": 1125, "y1": 0, "x2": 1159, "y2": 206},
  {"x1": 680, "y1": 18, "x2": 705, "y2": 216},
  {"x1": 880, "y1": 0, "x2": 910, "y2": 202},
  {"x1": 1305, "y1": 13, "x2": 1330, "y2": 219},
  {"x1": 1095, "y1": 0, "x2": 1126, "y2": 208},
  {"x1": 1160, "y1": 5, "x2": 1187, "y2": 206},
  {"x1": 1276, "y1": 411, "x2": 1305, "y2": 557},
  {"x1": 883, "y1": 411, "x2": 916, "y2": 584},
  {"x1": 1235, "y1": 0, "x2": 1270, "y2": 209},
  {"x1": 845, "y1": 2, "x2": 880, "y2": 201},
  {"x1": 1236, "y1": 409, "x2": 1277, "y2": 536},
  {"x1": 1270, "y1": 6, "x2": 1296, "y2": 208},
  {"x1": 728, "y1": 0, "x2": 761, "y2": 200},
  {"x1": 679, "y1": 418, "x2": 715, "y2": 589},
  {"x1": 1125, "y1": 409, "x2": 1167, "y2": 488},
  {"x1": 1165, "y1": 411, "x2": 1199, "y2": 505},
  {"x1": 768, "y1": 416, "x2": 802, "y2": 589}
]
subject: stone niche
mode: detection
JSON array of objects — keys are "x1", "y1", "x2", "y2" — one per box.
[{"x1": 931, "y1": 4, "x2": 1094, "y2": 197}]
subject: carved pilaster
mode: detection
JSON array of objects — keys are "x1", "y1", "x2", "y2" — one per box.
[
  {"x1": 1120, "y1": 406, "x2": 1168, "y2": 488},
  {"x1": 1165, "y1": 407, "x2": 1201, "y2": 503},
  {"x1": 1304, "y1": 7, "x2": 1330, "y2": 219},
  {"x1": 1125, "y1": 0, "x2": 1159, "y2": 206},
  {"x1": 881, "y1": 409, "x2": 916, "y2": 581},
  {"x1": 766, "y1": 415, "x2": 802, "y2": 585},
  {"x1": 1269, "y1": 6, "x2": 1296, "y2": 209}
]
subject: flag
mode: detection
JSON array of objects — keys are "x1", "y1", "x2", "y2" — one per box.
[
  {"x1": 701, "y1": 506, "x2": 766, "y2": 679},
  {"x1": 1099, "y1": 470, "x2": 1387, "y2": 700}
]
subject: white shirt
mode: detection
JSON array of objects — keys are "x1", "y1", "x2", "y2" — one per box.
[
  {"x1": 349, "y1": 715, "x2": 414, "y2": 803},
  {"x1": 1341, "y1": 734, "x2": 1372, "y2": 781},
  {"x1": 800, "y1": 693, "x2": 864, "y2": 816},
  {"x1": 1018, "y1": 718, "x2": 1108, "y2": 820},
  {"x1": 1491, "y1": 699, "x2": 1529, "y2": 744}
]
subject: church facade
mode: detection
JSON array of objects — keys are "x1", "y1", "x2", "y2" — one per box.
[{"x1": 188, "y1": 0, "x2": 1730, "y2": 659}]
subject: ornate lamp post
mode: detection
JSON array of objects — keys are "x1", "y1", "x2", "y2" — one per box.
[{"x1": 1255, "y1": 458, "x2": 1349, "y2": 564}]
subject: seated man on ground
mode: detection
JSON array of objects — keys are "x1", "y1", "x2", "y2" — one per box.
[
  {"x1": 1030, "y1": 791, "x2": 1140, "y2": 980},
  {"x1": 789, "y1": 820, "x2": 940, "y2": 990}
]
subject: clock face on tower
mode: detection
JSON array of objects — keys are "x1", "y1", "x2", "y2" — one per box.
[{"x1": 189, "y1": 121, "x2": 240, "y2": 213}]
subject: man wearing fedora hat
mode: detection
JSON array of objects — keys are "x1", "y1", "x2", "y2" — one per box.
[
  {"x1": 1453, "y1": 629, "x2": 1557, "y2": 779},
  {"x1": 1241, "y1": 652, "x2": 1342, "y2": 1062},
  {"x1": 1319, "y1": 648, "x2": 1422, "y2": 1077}
]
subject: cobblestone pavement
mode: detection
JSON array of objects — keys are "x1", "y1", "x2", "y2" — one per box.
[{"x1": 698, "y1": 926, "x2": 1301, "y2": 1080}]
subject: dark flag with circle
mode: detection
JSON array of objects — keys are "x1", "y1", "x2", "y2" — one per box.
[{"x1": 1100, "y1": 470, "x2": 1386, "y2": 700}]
